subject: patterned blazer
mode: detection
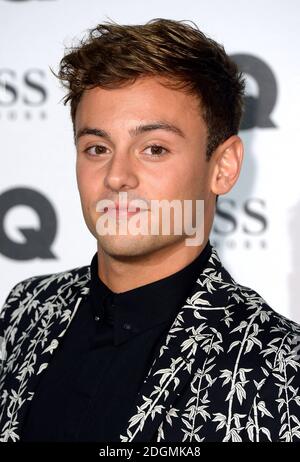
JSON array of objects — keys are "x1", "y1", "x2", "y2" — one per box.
[{"x1": 0, "y1": 246, "x2": 300, "y2": 443}]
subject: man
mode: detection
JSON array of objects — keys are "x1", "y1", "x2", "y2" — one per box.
[{"x1": 0, "y1": 18, "x2": 299, "y2": 443}]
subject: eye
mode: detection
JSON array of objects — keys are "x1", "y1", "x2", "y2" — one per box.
[
  {"x1": 82, "y1": 144, "x2": 169, "y2": 158},
  {"x1": 83, "y1": 145, "x2": 108, "y2": 156},
  {"x1": 143, "y1": 144, "x2": 169, "y2": 158}
]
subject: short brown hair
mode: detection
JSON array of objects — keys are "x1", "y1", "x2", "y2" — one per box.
[{"x1": 56, "y1": 17, "x2": 245, "y2": 161}]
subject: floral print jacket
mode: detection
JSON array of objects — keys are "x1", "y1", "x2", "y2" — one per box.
[{"x1": 0, "y1": 246, "x2": 300, "y2": 442}]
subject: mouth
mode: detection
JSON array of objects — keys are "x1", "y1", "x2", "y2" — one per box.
[{"x1": 103, "y1": 206, "x2": 147, "y2": 217}]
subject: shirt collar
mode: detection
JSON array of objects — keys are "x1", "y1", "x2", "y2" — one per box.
[{"x1": 89, "y1": 239, "x2": 213, "y2": 346}]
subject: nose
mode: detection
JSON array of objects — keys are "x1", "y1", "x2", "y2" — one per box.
[{"x1": 103, "y1": 151, "x2": 139, "y2": 192}]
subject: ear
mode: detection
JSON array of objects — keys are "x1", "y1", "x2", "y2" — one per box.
[{"x1": 210, "y1": 135, "x2": 244, "y2": 196}]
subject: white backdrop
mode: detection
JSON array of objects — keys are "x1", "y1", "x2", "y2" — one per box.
[{"x1": 0, "y1": 0, "x2": 299, "y2": 323}]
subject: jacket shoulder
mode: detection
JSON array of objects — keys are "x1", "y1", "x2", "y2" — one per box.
[
  {"x1": 0, "y1": 263, "x2": 91, "y2": 327},
  {"x1": 209, "y1": 246, "x2": 300, "y2": 337},
  {"x1": 226, "y1": 278, "x2": 300, "y2": 374},
  {"x1": 233, "y1": 278, "x2": 300, "y2": 334}
]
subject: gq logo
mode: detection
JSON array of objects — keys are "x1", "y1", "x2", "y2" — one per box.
[
  {"x1": 0, "y1": 188, "x2": 57, "y2": 260},
  {"x1": 230, "y1": 54, "x2": 278, "y2": 130}
]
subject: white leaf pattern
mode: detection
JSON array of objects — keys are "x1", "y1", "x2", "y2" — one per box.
[{"x1": 0, "y1": 247, "x2": 300, "y2": 442}]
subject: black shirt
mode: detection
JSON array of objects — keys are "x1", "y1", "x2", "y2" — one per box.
[{"x1": 21, "y1": 239, "x2": 213, "y2": 441}]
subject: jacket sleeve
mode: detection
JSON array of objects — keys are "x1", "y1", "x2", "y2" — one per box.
[
  {"x1": 0, "y1": 280, "x2": 29, "y2": 370},
  {"x1": 244, "y1": 327, "x2": 300, "y2": 442}
]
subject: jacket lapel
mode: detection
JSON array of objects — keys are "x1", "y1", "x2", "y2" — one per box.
[
  {"x1": 0, "y1": 269, "x2": 90, "y2": 442},
  {"x1": 119, "y1": 247, "x2": 237, "y2": 442}
]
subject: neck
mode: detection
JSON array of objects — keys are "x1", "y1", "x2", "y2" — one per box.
[{"x1": 96, "y1": 237, "x2": 209, "y2": 293}]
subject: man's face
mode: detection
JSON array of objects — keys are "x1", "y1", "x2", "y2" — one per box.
[{"x1": 75, "y1": 75, "x2": 214, "y2": 259}]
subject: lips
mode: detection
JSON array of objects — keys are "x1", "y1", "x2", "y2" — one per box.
[
  {"x1": 105, "y1": 201, "x2": 149, "y2": 211},
  {"x1": 115, "y1": 205, "x2": 141, "y2": 212},
  {"x1": 101, "y1": 205, "x2": 148, "y2": 218},
  {"x1": 104, "y1": 205, "x2": 142, "y2": 213}
]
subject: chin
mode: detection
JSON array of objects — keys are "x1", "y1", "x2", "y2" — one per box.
[
  {"x1": 98, "y1": 234, "x2": 151, "y2": 258},
  {"x1": 98, "y1": 234, "x2": 183, "y2": 260}
]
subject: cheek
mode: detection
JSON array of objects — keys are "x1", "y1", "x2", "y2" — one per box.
[
  {"x1": 75, "y1": 158, "x2": 85, "y2": 186},
  {"x1": 76, "y1": 165, "x2": 87, "y2": 195},
  {"x1": 180, "y1": 173, "x2": 207, "y2": 202},
  {"x1": 145, "y1": 163, "x2": 192, "y2": 200},
  {"x1": 76, "y1": 165, "x2": 96, "y2": 204},
  {"x1": 168, "y1": 161, "x2": 203, "y2": 198}
]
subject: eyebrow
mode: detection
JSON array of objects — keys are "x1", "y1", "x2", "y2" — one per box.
[{"x1": 75, "y1": 121, "x2": 186, "y2": 143}]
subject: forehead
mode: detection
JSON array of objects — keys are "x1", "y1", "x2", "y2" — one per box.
[{"x1": 75, "y1": 75, "x2": 204, "y2": 131}]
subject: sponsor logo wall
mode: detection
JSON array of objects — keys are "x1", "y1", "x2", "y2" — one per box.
[{"x1": 1, "y1": 0, "x2": 299, "y2": 323}]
